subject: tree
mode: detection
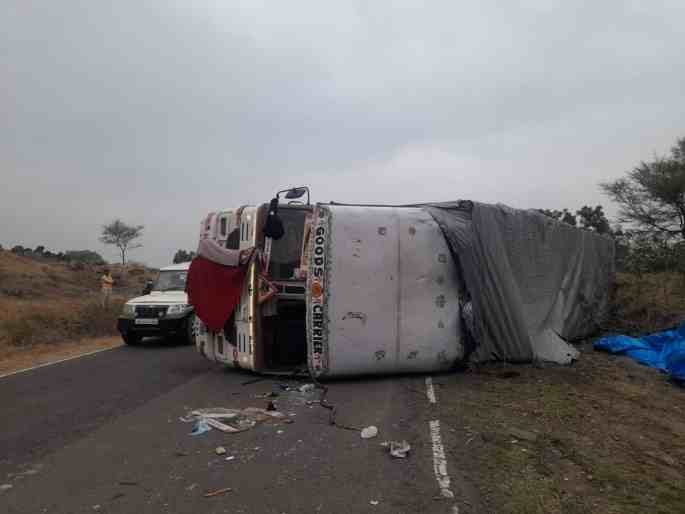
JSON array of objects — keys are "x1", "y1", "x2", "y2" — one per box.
[
  {"x1": 34, "y1": 245, "x2": 45, "y2": 255},
  {"x1": 99, "y1": 219, "x2": 144, "y2": 265},
  {"x1": 64, "y1": 250, "x2": 106, "y2": 265},
  {"x1": 601, "y1": 137, "x2": 685, "y2": 240},
  {"x1": 538, "y1": 208, "x2": 577, "y2": 226},
  {"x1": 173, "y1": 249, "x2": 196, "y2": 264},
  {"x1": 576, "y1": 205, "x2": 611, "y2": 234}
]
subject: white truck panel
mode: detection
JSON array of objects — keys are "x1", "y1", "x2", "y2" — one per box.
[{"x1": 307, "y1": 205, "x2": 463, "y2": 377}]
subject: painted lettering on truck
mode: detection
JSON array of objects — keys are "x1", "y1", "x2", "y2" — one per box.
[{"x1": 308, "y1": 208, "x2": 330, "y2": 375}]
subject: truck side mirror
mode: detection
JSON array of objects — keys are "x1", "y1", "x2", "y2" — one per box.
[
  {"x1": 285, "y1": 188, "x2": 306, "y2": 199},
  {"x1": 264, "y1": 197, "x2": 285, "y2": 240}
]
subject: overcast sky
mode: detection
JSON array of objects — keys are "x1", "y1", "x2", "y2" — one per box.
[{"x1": 2, "y1": 1, "x2": 684, "y2": 266}]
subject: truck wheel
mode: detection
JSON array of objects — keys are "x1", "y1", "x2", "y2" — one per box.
[
  {"x1": 122, "y1": 332, "x2": 141, "y2": 346},
  {"x1": 183, "y1": 314, "x2": 197, "y2": 346}
]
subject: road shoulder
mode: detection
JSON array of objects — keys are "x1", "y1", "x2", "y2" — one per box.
[{"x1": 0, "y1": 336, "x2": 123, "y2": 377}]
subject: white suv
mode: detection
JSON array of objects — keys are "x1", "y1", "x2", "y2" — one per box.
[{"x1": 117, "y1": 262, "x2": 196, "y2": 345}]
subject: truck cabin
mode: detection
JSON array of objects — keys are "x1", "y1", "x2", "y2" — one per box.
[
  {"x1": 197, "y1": 190, "x2": 314, "y2": 374},
  {"x1": 195, "y1": 187, "x2": 464, "y2": 378}
]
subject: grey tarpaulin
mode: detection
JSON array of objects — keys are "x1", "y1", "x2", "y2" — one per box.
[{"x1": 424, "y1": 201, "x2": 615, "y2": 363}]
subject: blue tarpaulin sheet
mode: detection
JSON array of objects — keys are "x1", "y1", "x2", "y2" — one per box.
[{"x1": 594, "y1": 322, "x2": 685, "y2": 381}]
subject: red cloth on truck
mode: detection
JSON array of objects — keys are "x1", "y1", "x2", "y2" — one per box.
[{"x1": 186, "y1": 255, "x2": 250, "y2": 332}]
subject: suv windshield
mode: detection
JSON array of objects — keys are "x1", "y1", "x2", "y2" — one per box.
[{"x1": 153, "y1": 270, "x2": 188, "y2": 292}]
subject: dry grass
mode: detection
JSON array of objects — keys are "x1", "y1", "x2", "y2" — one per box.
[
  {"x1": 441, "y1": 271, "x2": 685, "y2": 514},
  {"x1": 608, "y1": 272, "x2": 685, "y2": 334},
  {"x1": 443, "y1": 348, "x2": 685, "y2": 514},
  {"x1": 0, "y1": 250, "x2": 155, "y2": 352}
]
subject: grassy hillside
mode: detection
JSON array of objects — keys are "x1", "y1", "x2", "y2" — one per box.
[{"x1": 0, "y1": 250, "x2": 155, "y2": 351}]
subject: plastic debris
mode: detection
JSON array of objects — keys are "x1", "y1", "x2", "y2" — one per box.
[
  {"x1": 361, "y1": 426, "x2": 379, "y2": 439},
  {"x1": 191, "y1": 419, "x2": 211, "y2": 436},
  {"x1": 277, "y1": 430, "x2": 284, "y2": 434},
  {"x1": 204, "y1": 487, "x2": 232, "y2": 498},
  {"x1": 255, "y1": 391, "x2": 279, "y2": 399},
  {"x1": 381, "y1": 440, "x2": 411, "y2": 458},
  {"x1": 370, "y1": 500, "x2": 379, "y2": 506},
  {"x1": 595, "y1": 322, "x2": 685, "y2": 381},
  {"x1": 225, "y1": 456, "x2": 236, "y2": 461},
  {"x1": 215, "y1": 446, "x2": 227, "y2": 456},
  {"x1": 0, "y1": 484, "x2": 13, "y2": 492},
  {"x1": 298, "y1": 383, "x2": 315, "y2": 393},
  {"x1": 182, "y1": 407, "x2": 287, "y2": 435}
]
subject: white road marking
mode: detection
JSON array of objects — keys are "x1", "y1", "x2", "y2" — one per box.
[
  {"x1": 425, "y1": 376, "x2": 458, "y2": 512},
  {"x1": 429, "y1": 420, "x2": 454, "y2": 498},
  {"x1": 425, "y1": 376, "x2": 437, "y2": 404},
  {"x1": 0, "y1": 346, "x2": 121, "y2": 379}
]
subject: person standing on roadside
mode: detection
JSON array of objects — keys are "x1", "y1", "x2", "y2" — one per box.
[{"x1": 101, "y1": 268, "x2": 114, "y2": 308}]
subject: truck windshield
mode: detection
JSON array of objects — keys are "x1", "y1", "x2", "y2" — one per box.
[
  {"x1": 153, "y1": 270, "x2": 188, "y2": 292},
  {"x1": 270, "y1": 209, "x2": 308, "y2": 281}
]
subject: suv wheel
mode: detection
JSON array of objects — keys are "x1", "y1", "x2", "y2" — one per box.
[{"x1": 122, "y1": 332, "x2": 141, "y2": 346}]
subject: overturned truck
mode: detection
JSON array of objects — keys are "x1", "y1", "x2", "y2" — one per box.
[{"x1": 187, "y1": 188, "x2": 615, "y2": 378}]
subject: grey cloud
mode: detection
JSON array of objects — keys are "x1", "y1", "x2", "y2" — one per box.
[{"x1": 2, "y1": 1, "x2": 684, "y2": 265}]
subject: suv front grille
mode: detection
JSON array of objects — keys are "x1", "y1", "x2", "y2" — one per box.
[{"x1": 135, "y1": 305, "x2": 168, "y2": 318}]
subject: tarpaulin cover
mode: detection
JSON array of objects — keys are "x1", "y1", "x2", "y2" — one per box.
[
  {"x1": 186, "y1": 255, "x2": 250, "y2": 332},
  {"x1": 424, "y1": 201, "x2": 615, "y2": 363},
  {"x1": 594, "y1": 323, "x2": 685, "y2": 381}
]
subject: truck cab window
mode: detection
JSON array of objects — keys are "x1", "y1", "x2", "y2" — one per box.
[
  {"x1": 226, "y1": 228, "x2": 240, "y2": 250},
  {"x1": 269, "y1": 209, "x2": 307, "y2": 281}
]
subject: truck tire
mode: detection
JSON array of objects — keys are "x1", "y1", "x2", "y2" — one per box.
[
  {"x1": 122, "y1": 332, "x2": 141, "y2": 346},
  {"x1": 181, "y1": 313, "x2": 197, "y2": 346}
]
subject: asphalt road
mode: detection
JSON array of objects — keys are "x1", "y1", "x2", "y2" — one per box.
[{"x1": 0, "y1": 342, "x2": 475, "y2": 514}]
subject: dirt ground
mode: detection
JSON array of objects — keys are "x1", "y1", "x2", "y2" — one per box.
[
  {"x1": 439, "y1": 343, "x2": 685, "y2": 514},
  {"x1": 0, "y1": 336, "x2": 122, "y2": 376}
]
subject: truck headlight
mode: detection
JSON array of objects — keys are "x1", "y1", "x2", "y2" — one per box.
[
  {"x1": 166, "y1": 304, "x2": 191, "y2": 315},
  {"x1": 121, "y1": 303, "x2": 135, "y2": 317}
]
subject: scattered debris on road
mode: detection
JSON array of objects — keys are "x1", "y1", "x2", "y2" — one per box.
[
  {"x1": 360, "y1": 426, "x2": 379, "y2": 439},
  {"x1": 225, "y1": 456, "x2": 236, "y2": 461},
  {"x1": 0, "y1": 484, "x2": 13, "y2": 493},
  {"x1": 298, "y1": 383, "x2": 315, "y2": 393},
  {"x1": 370, "y1": 500, "x2": 380, "y2": 506},
  {"x1": 254, "y1": 391, "x2": 279, "y2": 399},
  {"x1": 182, "y1": 407, "x2": 287, "y2": 435},
  {"x1": 204, "y1": 487, "x2": 232, "y2": 498},
  {"x1": 215, "y1": 446, "x2": 227, "y2": 455},
  {"x1": 382, "y1": 440, "x2": 411, "y2": 458},
  {"x1": 190, "y1": 418, "x2": 211, "y2": 436}
]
